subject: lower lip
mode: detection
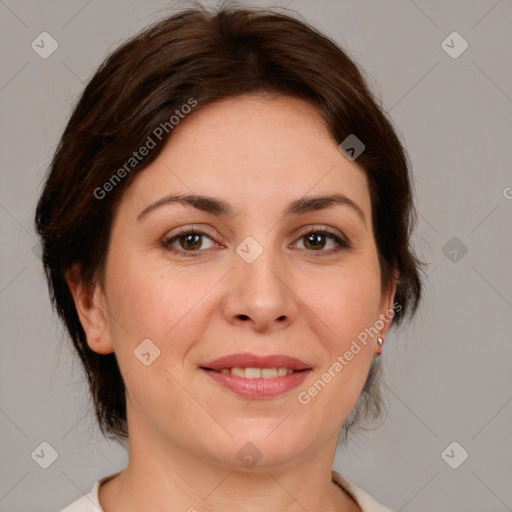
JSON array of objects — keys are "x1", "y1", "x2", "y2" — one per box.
[{"x1": 201, "y1": 369, "x2": 311, "y2": 399}]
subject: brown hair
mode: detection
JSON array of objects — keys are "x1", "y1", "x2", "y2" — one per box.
[{"x1": 35, "y1": 4, "x2": 424, "y2": 443}]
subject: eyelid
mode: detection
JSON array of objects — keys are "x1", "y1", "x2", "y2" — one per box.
[
  {"x1": 294, "y1": 224, "x2": 346, "y2": 240},
  {"x1": 162, "y1": 226, "x2": 221, "y2": 247}
]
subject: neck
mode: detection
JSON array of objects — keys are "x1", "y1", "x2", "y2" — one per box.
[{"x1": 98, "y1": 419, "x2": 361, "y2": 512}]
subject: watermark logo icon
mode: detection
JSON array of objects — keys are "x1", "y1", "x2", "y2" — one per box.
[
  {"x1": 31, "y1": 441, "x2": 58, "y2": 469},
  {"x1": 236, "y1": 236, "x2": 263, "y2": 264},
  {"x1": 31, "y1": 32, "x2": 58, "y2": 59},
  {"x1": 134, "y1": 338, "x2": 160, "y2": 366},
  {"x1": 442, "y1": 237, "x2": 468, "y2": 263},
  {"x1": 441, "y1": 441, "x2": 468, "y2": 469},
  {"x1": 441, "y1": 32, "x2": 468, "y2": 59},
  {"x1": 31, "y1": 241, "x2": 42, "y2": 260},
  {"x1": 339, "y1": 134, "x2": 365, "y2": 161},
  {"x1": 236, "y1": 442, "x2": 262, "y2": 468}
]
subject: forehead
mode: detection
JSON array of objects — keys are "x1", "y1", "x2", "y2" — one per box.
[{"x1": 119, "y1": 94, "x2": 371, "y2": 220}]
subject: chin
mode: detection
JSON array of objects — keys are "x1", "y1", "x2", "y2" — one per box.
[{"x1": 225, "y1": 430, "x2": 309, "y2": 469}]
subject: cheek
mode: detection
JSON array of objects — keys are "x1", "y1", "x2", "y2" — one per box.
[
  {"x1": 103, "y1": 253, "x2": 222, "y2": 366},
  {"x1": 297, "y1": 273, "x2": 379, "y2": 427},
  {"x1": 305, "y1": 259, "x2": 382, "y2": 344},
  {"x1": 105, "y1": 255, "x2": 183, "y2": 333},
  {"x1": 103, "y1": 260, "x2": 210, "y2": 411}
]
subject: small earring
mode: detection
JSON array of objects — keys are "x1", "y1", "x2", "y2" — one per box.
[{"x1": 376, "y1": 336, "x2": 384, "y2": 354}]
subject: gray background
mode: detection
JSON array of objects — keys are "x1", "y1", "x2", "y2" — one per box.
[{"x1": 1, "y1": 0, "x2": 511, "y2": 511}]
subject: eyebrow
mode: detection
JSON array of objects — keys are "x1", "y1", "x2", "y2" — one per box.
[{"x1": 136, "y1": 192, "x2": 366, "y2": 225}]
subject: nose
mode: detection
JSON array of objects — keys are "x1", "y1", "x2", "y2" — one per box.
[{"x1": 221, "y1": 243, "x2": 298, "y2": 333}]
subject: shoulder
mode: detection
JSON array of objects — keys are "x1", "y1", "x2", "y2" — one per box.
[
  {"x1": 59, "y1": 482, "x2": 102, "y2": 512},
  {"x1": 332, "y1": 471, "x2": 395, "y2": 512},
  {"x1": 59, "y1": 471, "x2": 122, "y2": 512}
]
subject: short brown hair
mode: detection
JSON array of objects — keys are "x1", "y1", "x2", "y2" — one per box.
[{"x1": 35, "y1": 4, "x2": 424, "y2": 442}]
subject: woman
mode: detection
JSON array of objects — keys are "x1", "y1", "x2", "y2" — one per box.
[{"x1": 35, "y1": 4, "x2": 423, "y2": 511}]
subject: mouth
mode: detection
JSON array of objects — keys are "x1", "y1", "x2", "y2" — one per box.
[
  {"x1": 204, "y1": 367, "x2": 298, "y2": 378},
  {"x1": 199, "y1": 353, "x2": 312, "y2": 399}
]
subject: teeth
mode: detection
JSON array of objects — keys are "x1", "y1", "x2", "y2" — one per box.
[
  {"x1": 231, "y1": 367, "x2": 246, "y2": 378},
  {"x1": 261, "y1": 368, "x2": 278, "y2": 379},
  {"x1": 217, "y1": 367, "x2": 294, "y2": 378}
]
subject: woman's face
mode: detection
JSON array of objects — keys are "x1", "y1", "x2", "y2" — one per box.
[{"x1": 80, "y1": 94, "x2": 396, "y2": 468}]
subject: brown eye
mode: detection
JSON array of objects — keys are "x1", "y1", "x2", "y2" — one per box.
[
  {"x1": 294, "y1": 228, "x2": 350, "y2": 254},
  {"x1": 162, "y1": 230, "x2": 217, "y2": 257},
  {"x1": 303, "y1": 232, "x2": 327, "y2": 250},
  {"x1": 177, "y1": 233, "x2": 203, "y2": 250}
]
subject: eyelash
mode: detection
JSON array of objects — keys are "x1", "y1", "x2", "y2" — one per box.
[{"x1": 162, "y1": 226, "x2": 350, "y2": 258}]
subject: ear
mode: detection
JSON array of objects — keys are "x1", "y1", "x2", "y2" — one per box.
[
  {"x1": 378, "y1": 266, "x2": 399, "y2": 339},
  {"x1": 65, "y1": 263, "x2": 114, "y2": 355}
]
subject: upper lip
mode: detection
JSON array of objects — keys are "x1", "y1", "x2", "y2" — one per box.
[{"x1": 201, "y1": 353, "x2": 311, "y2": 371}]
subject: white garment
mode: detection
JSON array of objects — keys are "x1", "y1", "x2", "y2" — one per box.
[{"x1": 60, "y1": 470, "x2": 394, "y2": 512}]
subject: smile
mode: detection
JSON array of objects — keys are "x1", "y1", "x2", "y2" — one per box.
[
  {"x1": 212, "y1": 367, "x2": 295, "y2": 378},
  {"x1": 200, "y1": 353, "x2": 312, "y2": 399}
]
